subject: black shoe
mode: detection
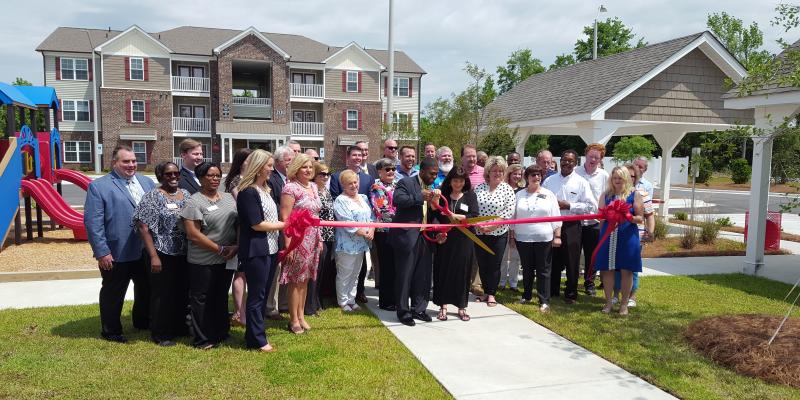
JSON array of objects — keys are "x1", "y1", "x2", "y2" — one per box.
[
  {"x1": 412, "y1": 312, "x2": 432, "y2": 322},
  {"x1": 564, "y1": 298, "x2": 577, "y2": 305},
  {"x1": 379, "y1": 304, "x2": 397, "y2": 311},
  {"x1": 157, "y1": 340, "x2": 176, "y2": 347},
  {"x1": 399, "y1": 317, "x2": 416, "y2": 326},
  {"x1": 356, "y1": 294, "x2": 368, "y2": 304},
  {"x1": 102, "y1": 334, "x2": 128, "y2": 343},
  {"x1": 585, "y1": 287, "x2": 597, "y2": 296}
]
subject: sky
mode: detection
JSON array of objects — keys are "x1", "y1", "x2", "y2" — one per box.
[{"x1": 0, "y1": 0, "x2": 791, "y2": 110}]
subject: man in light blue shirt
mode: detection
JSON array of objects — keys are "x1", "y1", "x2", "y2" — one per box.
[
  {"x1": 634, "y1": 156, "x2": 655, "y2": 199},
  {"x1": 396, "y1": 146, "x2": 419, "y2": 180}
]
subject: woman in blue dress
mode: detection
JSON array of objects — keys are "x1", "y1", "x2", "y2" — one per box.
[{"x1": 595, "y1": 166, "x2": 644, "y2": 316}]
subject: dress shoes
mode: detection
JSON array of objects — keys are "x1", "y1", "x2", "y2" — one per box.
[
  {"x1": 412, "y1": 312, "x2": 432, "y2": 322},
  {"x1": 379, "y1": 304, "x2": 397, "y2": 311},
  {"x1": 102, "y1": 334, "x2": 128, "y2": 343},
  {"x1": 399, "y1": 317, "x2": 416, "y2": 327},
  {"x1": 157, "y1": 340, "x2": 177, "y2": 347},
  {"x1": 356, "y1": 293, "x2": 368, "y2": 304}
]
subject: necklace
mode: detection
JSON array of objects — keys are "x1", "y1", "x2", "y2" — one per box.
[{"x1": 202, "y1": 191, "x2": 220, "y2": 204}]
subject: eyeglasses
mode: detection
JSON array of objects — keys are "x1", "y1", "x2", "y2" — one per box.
[
  {"x1": 205, "y1": 174, "x2": 222, "y2": 180},
  {"x1": 383, "y1": 167, "x2": 396, "y2": 172},
  {"x1": 313, "y1": 157, "x2": 320, "y2": 161},
  {"x1": 630, "y1": 175, "x2": 637, "y2": 180},
  {"x1": 317, "y1": 172, "x2": 330, "y2": 177},
  {"x1": 386, "y1": 146, "x2": 398, "y2": 150}
]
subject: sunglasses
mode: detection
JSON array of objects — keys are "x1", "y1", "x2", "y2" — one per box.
[
  {"x1": 630, "y1": 175, "x2": 637, "y2": 179},
  {"x1": 313, "y1": 157, "x2": 320, "y2": 161},
  {"x1": 386, "y1": 146, "x2": 398, "y2": 150},
  {"x1": 317, "y1": 172, "x2": 330, "y2": 177},
  {"x1": 529, "y1": 172, "x2": 541, "y2": 177},
  {"x1": 383, "y1": 167, "x2": 396, "y2": 172}
]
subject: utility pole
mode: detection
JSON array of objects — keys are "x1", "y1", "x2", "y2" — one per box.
[{"x1": 387, "y1": 0, "x2": 395, "y2": 137}]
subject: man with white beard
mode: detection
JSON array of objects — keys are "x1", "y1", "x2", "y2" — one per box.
[{"x1": 433, "y1": 146, "x2": 454, "y2": 189}]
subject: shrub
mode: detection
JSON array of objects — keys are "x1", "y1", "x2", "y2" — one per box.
[
  {"x1": 680, "y1": 226, "x2": 698, "y2": 249},
  {"x1": 653, "y1": 217, "x2": 668, "y2": 240},
  {"x1": 715, "y1": 217, "x2": 733, "y2": 227},
  {"x1": 674, "y1": 211, "x2": 688, "y2": 221},
  {"x1": 690, "y1": 156, "x2": 713, "y2": 184},
  {"x1": 699, "y1": 217, "x2": 721, "y2": 245},
  {"x1": 729, "y1": 158, "x2": 751, "y2": 184}
]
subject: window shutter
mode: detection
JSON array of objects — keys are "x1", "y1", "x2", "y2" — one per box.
[
  {"x1": 55, "y1": 57, "x2": 61, "y2": 80},
  {"x1": 341, "y1": 71, "x2": 346, "y2": 92},
  {"x1": 88, "y1": 59, "x2": 93, "y2": 81},
  {"x1": 408, "y1": 78, "x2": 413, "y2": 97},
  {"x1": 143, "y1": 58, "x2": 149, "y2": 81},
  {"x1": 89, "y1": 100, "x2": 94, "y2": 122},
  {"x1": 145, "y1": 101, "x2": 151, "y2": 123},
  {"x1": 125, "y1": 99, "x2": 131, "y2": 123},
  {"x1": 57, "y1": 100, "x2": 62, "y2": 121},
  {"x1": 342, "y1": 110, "x2": 346, "y2": 129},
  {"x1": 124, "y1": 57, "x2": 130, "y2": 80},
  {"x1": 357, "y1": 71, "x2": 362, "y2": 93},
  {"x1": 357, "y1": 110, "x2": 362, "y2": 130},
  {"x1": 384, "y1": 77, "x2": 387, "y2": 96}
]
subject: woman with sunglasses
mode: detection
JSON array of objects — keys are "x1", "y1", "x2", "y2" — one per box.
[
  {"x1": 181, "y1": 162, "x2": 238, "y2": 349},
  {"x1": 133, "y1": 161, "x2": 191, "y2": 347},
  {"x1": 370, "y1": 158, "x2": 398, "y2": 311},
  {"x1": 309, "y1": 162, "x2": 333, "y2": 313}
]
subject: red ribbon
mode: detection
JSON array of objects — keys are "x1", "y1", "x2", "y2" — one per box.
[
  {"x1": 277, "y1": 208, "x2": 319, "y2": 263},
  {"x1": 587, "y1": 199, "x2": 633, "y2": 277}
]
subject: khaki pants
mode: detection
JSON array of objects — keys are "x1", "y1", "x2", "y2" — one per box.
[{"x1": 470, "y1": 257, "x2": 483, "y2": 296}]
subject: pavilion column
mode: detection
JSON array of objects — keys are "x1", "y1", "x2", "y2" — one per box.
[
  {"x1": 515, "y1": 129, "x2": 529, "y2": 160},
  {"x1": 653, "y1": 131, "x2": 687, "y2": 218},
  {"x1": 577, "y1": 121, "x2": 621, "y2": 146},
  {"x1": 220, "y1": 136, "x2": 227, "y2": 163},
  {"x1": 228, "y1": 137, "x2": 233, "y2": 163}
]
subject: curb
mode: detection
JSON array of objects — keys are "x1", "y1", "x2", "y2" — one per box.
[{"x1": 0, "y1": 269, "x2": 99, "y2": 283}]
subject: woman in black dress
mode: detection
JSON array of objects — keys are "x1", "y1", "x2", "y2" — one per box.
[{"x1": 433, "y1": 166, "x2": 479, "y2": 321}]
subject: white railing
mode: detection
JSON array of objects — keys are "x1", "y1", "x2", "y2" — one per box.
[
  {"x1": 172, "y1": 117, "x2": 210, "y2": 132},
  {"x1": 172, "y1": 157, "x2": 212, "y2": 168},
  {"x1": 290, "y1": 83, "x2": 324, "y2": 98},
  {"x1": 232, "y1": 96, "x2": 272, "y2": 106},
  {"x1": 291, "y1": 122, "x2": 325, "y2": 136},
  {"x1": 171, "y1": 76, "x2": 210, "y2": 92}
]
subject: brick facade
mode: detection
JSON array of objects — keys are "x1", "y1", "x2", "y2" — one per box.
[
  {"x1": 58, "y1": 130, "x2": 95, "y2": 170},
  {"x1": 99, "y1": 88, "x2": 172, "y2": 170},
  {"x1": 323, "y1": 99, "x2": 382, "y2": 171}
]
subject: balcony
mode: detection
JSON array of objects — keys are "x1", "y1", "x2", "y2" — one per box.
[
  {"x1": 171, "y1": 76, "x2": 210, "y2": 95},
  {"x1": 291, "y1": 122, "x2": 324, "y2": 137},
  {"x1": 172, "y1": 117, "x2": 211, "y2": 133},
  {"x1": 290, "y1": 83, "x2": 324, "y2": 100},
  {"x1": 232, "y1": 96, "x2": 272, "y2": 119}
]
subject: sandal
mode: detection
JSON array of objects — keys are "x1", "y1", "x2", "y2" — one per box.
[
  {"x1": 287, "y1": 324, "x2": 305, "y2": 335},
  {"x1": 457, "y1": 309, "x2": 470, "y2": 322},
  {"x1": 486, "y1": 296, "x2": 497, "y2": 307},
  {"x1": 475, "y1": 295, "x2": 487, "y2": 303},
  {"x1": 437, "y1": 308, "x2": 448, "y2": 321},
  {"x1": 601, "y1": 304, "x2": 612, "y2": 314},
  {"x1": 619, "y1": 306, "x2": 629, "y2": 316}
]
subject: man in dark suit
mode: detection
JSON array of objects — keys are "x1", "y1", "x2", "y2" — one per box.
[
  {"x1": 85, "y1": 145, "x2": 156, "y2": 343},
  {"x1": 355, "y1": 140, "x2": 379, "y2": 180},
  {"x1": 330, "y1": 145, "x2": 372, "y2": 199},
  {"x1": 177, "y1": 138, "x2": 204, "y2": 194},
  {"x1": 390, "y1": 157, "x2": 440, "y2": 326},
  {"x1": 264, "y1": 145, "x2": 295, "y2": 319}
]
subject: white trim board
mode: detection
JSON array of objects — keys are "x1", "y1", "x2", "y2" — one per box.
[
  {"x1": 213, "y1": 27, "x2": 290, "y2": 60},
  {"x1": 93, "y1": 25, "x2": 173, "y2": 54}
]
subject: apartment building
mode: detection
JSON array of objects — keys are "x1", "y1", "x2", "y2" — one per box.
[{"x1": 35, "y1": 25, "x2": 425, "y2": 170}]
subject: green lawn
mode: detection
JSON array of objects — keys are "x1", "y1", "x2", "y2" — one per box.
[
  {"x1": 495, "y1": 274, "x2": 800, "y2": 400},
  {"x1": 0, "y1": 303, "x2": 449, "y2": 400}
]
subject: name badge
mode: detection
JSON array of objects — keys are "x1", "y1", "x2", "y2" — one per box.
[
  {"x1": 537, "y1": 194, "x2": 547, "y2": 199},
  {"x1": 207, "y1": 205, "x2": 219, "y2": 212},
  {"x1": 459, "y1": 203, "x2": 469, "y2": 212},
  {"x1": 166, "y1": 203, "x2": 178, "y2": 210}
]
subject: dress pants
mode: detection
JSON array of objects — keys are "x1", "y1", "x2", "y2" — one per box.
[
  {"x1": 375, "y1": 231, "x2": 395, "y2": 309},
  {"x1": 581, "y1": 223, "x2": 601, "y2": 291},
  {"x1": 474, "y1": 233, "x2": 508, "y2": 296},
  {"x1": 551, "y1": 221, "x2": 582, "y2": 300},
  {"x1": 316, "y1": 241, "x2": 336, "y2": 307},
  {"x1": 356, "y1": 254, "x2": 368, "y2": 298},
  {"x1": 516, "y1": 241, "x2": 552, "y2": 305},
  {"x1": 99, "y1": 252, "x2": 150, "y2": 337},
  {"x1": 335, "y1": 251, "x2": 364, "y2": 306},
  {"x1": 393, "y1": 235, "x2": 432, "y2": 320},
  {"x1": 149, "y1": 251, "x2": 188, "y2": 341},
  {"x1": 188, "y1": 262, "x2": 235, "y2": 347},
  {"x1": 243, "y1": 254, "x2": 274, "y2": 349},
  {"x1": 264, "y1": 263, "x2": 282, "y2": 316}
]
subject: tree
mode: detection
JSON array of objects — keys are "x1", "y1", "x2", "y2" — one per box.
[
  {"x1": 0, "y1": 77, "x2": 45, "y2": 134},
  {"x1": 480, "y1": 75, "x2": 498, "y2": 107},
  {"x1": 549, "y1": 54, "x2": 576, "y2": 70},
  {"x1": 574, "y1": 17, "x2": 646, "y2": 62},
  {"x1": 479, "y1": 132, "x2": 516, "y2": 156},
  {"x1": 612, "y1": 136, "x2": 656, "y2": 163},
  {"x1": 496, "y1": 49, "x2": 545, "y2": 94},
  {"x1": 525, "y1": 135, "x2": 550, "y2": 158},
  {"x1": 707, "y1": 12, "x2": 772, "y2": 71},
  {"x1": 12, "y1": 77, "x2": 32, "y2": 86}
]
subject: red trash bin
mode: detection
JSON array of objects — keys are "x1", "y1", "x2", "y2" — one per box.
[{"x1": 744, "y1": 211, "x2": 782, "y2": 251}]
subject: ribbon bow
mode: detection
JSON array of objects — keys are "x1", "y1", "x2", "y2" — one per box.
[
  {"x1": 587, "y1": 199, "x2": 634, "y2": 277},
  {"x1": 278, "y1": 208, "x2": 319, "y2": 263}
]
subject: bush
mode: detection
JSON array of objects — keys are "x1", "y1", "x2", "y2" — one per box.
[
  {"x1": 699, "y1": 217, "x2": 721, "y2": 244},
  {"x1": 674, "y1": 211, "x2": 688, "y2": 221},
  {"x1": 653, "y1": 217, "x2": 668, "y2": 240},
  {"x1": 715, "y1": 217, "x2": 733, "y2": 227},
  {"x1": 694, "y1": 157, "x2": 713, "y2": 184},
  {"x1": 729, "y1": 158, "x2": 751, "y2": 184},
  {"x1": 680, "y1": 226, "x2": 699, "y2": 249}
]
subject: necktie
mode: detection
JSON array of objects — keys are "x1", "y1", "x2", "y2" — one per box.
[
  {"x1": 421, "y1": 183, "x2": 431, "y2": 231},
  {"x1": 127, "y1": 179, "x2": 143, "y2": 205}
]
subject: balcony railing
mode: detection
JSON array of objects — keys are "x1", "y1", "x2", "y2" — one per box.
[
  {"x1": 290, "y1": 83, "x2": 324, "y2": 98},
  {"x1": 171, "y1": 76, "x2": 210, "y2": 93},
  {"x1": 232, "y1": 96, "x2": 272, "y2": 119},
  {"x1": 291, "y1": 122, "x2": 324, "y2": 136},
  {"x1": 172, "y1": 157, "x2": 212, "y2": 168},
  {"x1": 172, "y1": 117, "x2": 211, "y2": 132},
  {"x1": 232, "y1": 96, "x2": 272, "y2": 106}
]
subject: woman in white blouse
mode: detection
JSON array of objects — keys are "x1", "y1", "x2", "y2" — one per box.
[
  {"x1": 474, "y1": 156, "x2": 516, "y2": 307},
  {"x1": 510, "y1": 165, "x2": 562, "y2": 313}
]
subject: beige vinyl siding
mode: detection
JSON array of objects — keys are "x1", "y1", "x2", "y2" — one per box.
[
  {"x1": 325, "y1": 70, "x2": 380, "y2": 101},
  {"x1": 43, "y1": 54, "x2": 99, "y2": 131},
  {"x1": 381, "y1": 75, "x2": 421, "y2": 131},
  {"x1": 103, "y1": 55, "x2": 170, "y2": 90}
]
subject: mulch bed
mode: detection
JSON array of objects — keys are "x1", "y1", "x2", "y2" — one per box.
[
  {"x1": 640, "y1": 237, "x2": 789, "y2": 258},
  {"x1": 684, "y1": 314, "x2": 800, "y2": 388},
  {"x1": 670, "y1": 219, "x2": 800, "y2": 244}
]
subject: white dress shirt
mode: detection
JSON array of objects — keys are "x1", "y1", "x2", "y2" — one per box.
[
  {"x1": 576, "y1": 165, "x2": 608, "y2": 225},
  {"x1": 542, "y1": 171, "x2": 598, "y2": 217}
]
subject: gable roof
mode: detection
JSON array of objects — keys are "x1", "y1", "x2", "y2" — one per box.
[
  {"x1": 212, "y1": 26, "x2": 289, "y2": 59},
  {"x1": 322, "y1": 42, "x2": 385, "y2": 69},
  {"x1": 14, "y1": 86, "x2": 59, "y2": 109},
  {"x1": 0, "y1": 82, "x2": 37, "y2": 109},
  {"x1": 94, "y1": 25, "x2": 173, "y2": 53},
  {"x1": 36, "y1": 26, "x2": 425, "y2": 73},
  {"x1": 488, "y1": 31, "x2": 743, "y2": 123},
  {"x1": 723, "y1": 37, "x2": 800, "y2": 99}
]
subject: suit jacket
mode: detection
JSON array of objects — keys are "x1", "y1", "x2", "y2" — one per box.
[
  {"x1": 388, "y1": 176, "x2": 432, "y2": 247},
  {"x1": 237, "y1": 187, "x2": 269, "y2": 260},
  {"x1": 330, "y1": 169, "x2": 373, "y2": 200},
  {"x1": 266, "y1": 171, "x2": 286, "y2": 211},
  {"x1": 84, "y1": 171, "x2": 156, "y2": 262},
  {"x1": 365, "y1": 163, "x2": 379, "y2": 181},
  {"x1": 178, "y1": 167, "x2": 201, "y2": 194}
]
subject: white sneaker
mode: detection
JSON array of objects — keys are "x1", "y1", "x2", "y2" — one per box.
[
  {"x1": 350, "y1": 303, "x2": 361, "y2": 311},
  {"x1": 539, "y1": 304, "x2": 550, "y2": 313},
  {"x1": 341, "y1": 304, "x2": 353, "y2": 312},
  {"x1": 627, "y1": 299, "x2": 637, "y2": 308},
  {"x1": 611, "y1": 297, "x2": 619, "y2": 305}
]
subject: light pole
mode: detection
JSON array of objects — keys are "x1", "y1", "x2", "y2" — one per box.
[{"x1": 593, "y1": 5, "x2": 607, "y2": 60}]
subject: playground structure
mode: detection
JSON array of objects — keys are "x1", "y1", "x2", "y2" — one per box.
[{"x1": 0, "y1": 82, "x2": 92, "y2": 251}]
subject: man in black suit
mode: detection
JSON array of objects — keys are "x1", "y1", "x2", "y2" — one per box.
[
  {"x1": 355, "y1": 140, "x2": 379, "y2": 180},
  {"x1": 330, "y1": 146, "x2": 372, "y2": 199},
  {"x1": 390, "y1": 157, "x2": 440, "y2": 326},
  {"x1": 177, "y1": 139, "x2": 204, "y2": 194},
  {"x1": 264, "y1": 145, "x2": 295, "y2": 319}
]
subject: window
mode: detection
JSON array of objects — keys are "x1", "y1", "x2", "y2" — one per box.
[
  {"x1": 64, "y1": 141, "x2": 91, "y2": 163},
  {"x1": 346, "y1": 71, "x2": 358, "y2": 92},
  {"x1": 346, "y1": 109, "x2": 358, "y2": 130},
  {"x1": 60, "y1": 58, "x2": 89, "y2": 80},
  {"x1": 292, "y1": 110, "x2": 317, "y2": 122},
  {"x1": 130, "y1": 57, "x2": 144, "y2": 80},
  {"x1": 394, "y1": 77, "x2": 409, "y2": 97},
  {"x1": 132, "y1": 141, "x2": 147, "y2": 163},
  {"x1": 62, "y1": 100, "x2": 90, "y2": 122},
  {"x1": 392, "y1": 113, "x2": 411, "y2": 132},
  {"x1": 131, "y1": 100, "x2": 145, "y2": 123}
]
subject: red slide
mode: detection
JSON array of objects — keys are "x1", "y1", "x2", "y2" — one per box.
[
  {"x1": 20, "y1": 179, "x2": 87, "y2": 240},
  {"x1": 53, "y1": 168, "x2": 93, "y2": 191}
]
